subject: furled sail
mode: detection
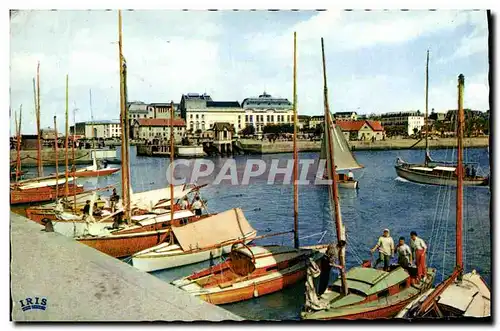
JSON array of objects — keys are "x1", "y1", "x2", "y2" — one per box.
[{"x1": 321, "y1": 120, "x2": 362, "y2": 172}]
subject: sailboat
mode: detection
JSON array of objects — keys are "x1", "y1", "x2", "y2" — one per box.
[
  {"x1": 10, "y1": 68, "x2": 84, "y2": 205},
  {"x1": 170, "y1": 32, "x2": 328, "y2": 304},
  {"x1": 395, "y1": 75, "x2": 490, "y2": 319},
  {"x1": 300, "y1": 39, "x2": 436, "y2": 321},
  {"x1": 394, "y1": 51, "x2": 488, "y2": 187},
  {"x1": 72, "y1": 11, "x2": 213, "y2": 258}
]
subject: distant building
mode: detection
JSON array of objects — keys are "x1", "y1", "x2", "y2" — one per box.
[
  {"x1": 379, "y1": 111, "x2": 424, "y2": 136},
  {"x1": 71, "y1": 120, "x2": 121, "y2": 139},
  {"x1": 128, "y1": 101, "x2": 149, "y2": 120},
  {"x1": 211, "y1": 122, "x2": 234, "y2": 154},
  {"x1": 309, "y1": 115, "x2": 325, "y2": 129},
  {"x1": 147, "y1": 103, "x2": 177, "y2": 119},
  {"x1": 241, "y1": 92, "x2": 293, "y2": 134},
  {"x1": 40, "y1": 128, "x2": 57, "y2": 140},
  {"x1": 180, "y1": 93, "x2": 241, "y2": 132},
  {"x1": 336, "y1": 120, "x2": 385, "y2": 141},
  {"x1": 298, "y1": 115, "x2": 310, "y2": 130},
  {"x1": 334, "y1": 111, "x2": 358, "y2": 121},
  {"x1": 132, "y1": 118, "x2": 186, "y2": 141}
]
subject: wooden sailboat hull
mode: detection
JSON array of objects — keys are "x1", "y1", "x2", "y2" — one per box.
[
  {"x1": 10, "y1": 184, "x2": 84, "y2": 205},
  {"x1": 76, "y1": 229, "x2": 170, "y2": 258},
  {"x1": 173, "y1": 245, "x2": 327, "y2": 305},
  {"x1": 338, "y1": 180, "x2": 358, "y2": 189},
  {"x1": 301, "y1": 266, "x2": 436, "y2": 320},
  {"x1": 52, "y1": 167, "x2": 120, "y2": 178},
  {"x1": 395, "y1": 271, "x2": 490, "y2": 319},
  {"x1": 132, "y1": 230, "x2": 258, "y2": 272},
  {"x1": 395, "y1": 164, "x2": 488, "y2": 187}
]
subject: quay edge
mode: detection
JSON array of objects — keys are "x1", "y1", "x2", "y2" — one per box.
[
  {"x1": 10, "y1": 212, "x2": 242, "y2": 322},
  {"x1": 238, "y1": 137, "x2": 489, "y2": 154}
]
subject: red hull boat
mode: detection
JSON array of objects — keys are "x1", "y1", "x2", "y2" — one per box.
[
  {"x1": 69, "y1": 167, "x2": 120, "y2": 178},
  {"x1": 76, "y1": 229, "x2": 171, "y2": 258},
  {"x1": 10, "y1": 183, "x2": 84, "y2": 205}
]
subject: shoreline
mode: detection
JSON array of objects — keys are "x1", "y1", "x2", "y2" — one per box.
[{"x1": 238, "y1": 137, "x2": 489, "y2": 154}]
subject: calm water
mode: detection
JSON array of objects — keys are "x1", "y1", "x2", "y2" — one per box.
[{"x1": 33, "y1": 146, "x2": 491, "y2": 320}]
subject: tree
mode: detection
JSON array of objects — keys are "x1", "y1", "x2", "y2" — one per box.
[{"x1": 240, "y1": 125, "x2": 255, "y2": 136}]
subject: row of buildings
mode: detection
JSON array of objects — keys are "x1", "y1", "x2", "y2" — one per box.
[{"x1": 67, "y1": 91, "x2": 488, "y2": 142}]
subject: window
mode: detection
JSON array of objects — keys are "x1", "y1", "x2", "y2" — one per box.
[
  {"x1": 196, "y1": 114, "x2": 199, "y2": 119},
  {"x1": 190, "y1": 114, "x2": 193, "y2": 119},
  {"x1": 250, "y1": 115, "x2": 253, "y2": 122},
  {"x1": 202, "y1": 114, "x2": 205, "y2": 119}
]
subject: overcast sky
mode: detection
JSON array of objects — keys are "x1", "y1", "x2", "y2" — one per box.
[{"x1": 10, "y1": 10, "x2": 489, "y2": 134}]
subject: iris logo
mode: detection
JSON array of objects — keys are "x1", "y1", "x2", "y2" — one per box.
[{"x1": 19, "y1": 297, "x2": 47, "y2": 311}]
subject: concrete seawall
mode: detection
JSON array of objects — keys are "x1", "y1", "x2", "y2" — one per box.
[
  {"x1": 10, "y1": 212, "x2": 242, "y2": 322},
  {"x1": 10, "y1": 149, "x2": 117, "y2": 167},
  {"x1": 239, "y1": 137, "x2": 489, "y2": 154}
]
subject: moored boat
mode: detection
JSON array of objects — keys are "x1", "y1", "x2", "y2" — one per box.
[
  {"x1": 131, "y1": 208, "x2": 258, "y2": 272},
  {"x1": 172, "y1": 244, "x2": 327, "y2": 305},
  {"x1": 394, "y1": 75, "x2": 491, "y2": 320},
  {"x1": 10, "y1": 182, "x2": 84, "y2": 205}
]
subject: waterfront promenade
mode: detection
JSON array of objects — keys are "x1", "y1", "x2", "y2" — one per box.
[
  {"x1": 239, "y1": 136, "x2": 489, "y2": 154},
  {"x1": 10, "y1": 212, "x2": 242, "y2": 322}
]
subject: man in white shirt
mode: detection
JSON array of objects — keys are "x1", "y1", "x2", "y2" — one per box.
[
  {"x1": 347, "y1": 170, "x2": 354, "y2": 181},
  {"x1": 191, "y1": 196, "x2": 203, "y2": 216},
  {"x1": 371, "y1": 229, "x2": 394, "y2": 271},
  {"x1": 410, "y1": 231, "x2": 428, "y2": 281},
  {"x1": 181, "y1": 197, "x2": 189, "y2": 210},
  {"x1": 396, "y1": 236, "x2": 412, "y2": 269}
]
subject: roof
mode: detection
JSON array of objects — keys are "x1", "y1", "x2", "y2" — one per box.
[
  {"x1": 335, "y1": 111, "x2": 357, "y2": 115},
  {"x1": 212, "y1": 122, "x2": 234, "y2": 131},
  {"x1": 76, "y1": 120, "x2": 120, "y2": 125},
  {"x1": 135, "y1": 118, "x2": 186, "y2": 127},
  {"x1": 366, "y1": 120, "x2": 384, "y2": 131},
  {"x1": 148, "y1": 103, "x2": 175, "y2": 107},
  {"x1": 336, "y1": 120, "x2": 365, "y2": 131},
  {"x1": 182, "y1": 93, "x2": 213, "y2": 101},
  {"x1": 206, "y1": 101, "x2": 241, "y2": 108}
]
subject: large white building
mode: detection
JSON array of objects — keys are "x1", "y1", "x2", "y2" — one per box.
[
  {"x1": 180, "y1": 93, "x2": 242, "y2": 132},
  {"x1": 179, "y1": 92, "x2": 294, "y2": 134},
  {"x1": 71, "y1": 120, "x2": 121, "y2": 139},
  {"x1": 241, "y1": 92, "x2": 294, "y2": 133},
  {"x1": 379, "y1": 111, "x2": 424, "y2": 136}
]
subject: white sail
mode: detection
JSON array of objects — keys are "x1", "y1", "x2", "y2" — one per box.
[{"x1": 321, "y1": 120, "x2": 362, "y2": 171}]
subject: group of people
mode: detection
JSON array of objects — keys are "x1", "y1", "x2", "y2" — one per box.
[
  {"x1": 465, "y1": 164, "x2": 477, "y2": 178},
  {"x1": 180, "y1": 195, "x2": 203, "y2": 216},
  {"x1": 371, "y1": 229, "x2": 428, "y2": 281}
]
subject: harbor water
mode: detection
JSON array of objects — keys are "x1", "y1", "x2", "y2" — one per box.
[{"x1": 23, "y1": 146, "x2": 491, "y2": 320}]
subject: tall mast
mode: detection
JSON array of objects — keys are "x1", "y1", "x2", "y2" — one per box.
[
  {"x1": 54, "y1": 116, "x2": 59, "y2": 199},
  {"x1": 321, "y1": 38, "x2": 348, "y2": 295},
  {"x1": 90, "y1": 89, "x2": 96, "y2": 153},
  {"x1": 424, "y1": 50, "x2": 430, "y2": 165},
  {"x1": 293, "y1": 31, "x2": 299, "y2": 249},
  {"x1": 15, "y1": 106, "x2": 22, "y2": 183},
  {"x1": 170, "y1": 101, "x2": 175, "y2": 223},
  {"x1": 72, "y1": 107, "x2": 77, "y2": 211},
  {"x1": 118, "y1": 9, "x2": 131, "y2": 223},
  {"x1": 64, "y1": 74, "x2": 69, "y2": 197},
  {"x1": 456, "y1": 74, "x2": 465, "y2": 280},
  {"x1": 36, "y1": 62, "x2": 43, "y2": 177}
]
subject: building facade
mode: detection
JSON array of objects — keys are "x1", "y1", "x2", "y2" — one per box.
[
  {"x1": 378, "y1": 111, "x2": 424, "y2": 136},
  {"x1": 241, "y1": 92, "x2": 293, "y2": 134},
  {"x1": 132, "y1": 118, "x2": 186, "y2": 141},
  {"x1": 180, "y1": 93, "x2": 242, "y2": 132},
  {"x1": 334, "y1": 111, "x2": 358, "y2": 121},
  {"x1": 336, "y1": 120, "x2": 385, "y2": 141},
  {"x1": 309, "y1": 115, "x2": 324, "y2": 129},
  {"x1": 71, "y1": 120, "x2": 121, "y2": 139}
]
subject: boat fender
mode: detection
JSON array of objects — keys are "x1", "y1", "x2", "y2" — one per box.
[{"x1": 253, "y1": 283, "x2": 259, "y2": 298}]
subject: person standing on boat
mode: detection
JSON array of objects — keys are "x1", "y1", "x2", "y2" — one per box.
[
  {"x1": 191, "y1": 196, "x2": 203, "y2": 216},
  {"x1": 181, "y1": 197, "x2": 189, "y2": 210},
  {"x1": 410, "y1": 231, "x2": 427, "y2": 281},
  {"x1": 347, "y1": 170, "x2": 354, "y2": 181},
  {"x1": 471, "y1": 165, "x2": 477, "y2": 178},
  {"x1": 396, "y1": 237, "x2": 412, "y2": 270},
  {"x1": 318, "y1": 241, "x2": 345, "y2": 296},
  {"x1": 82, "y1": 200, "x2": 91, "y2": 223},
  {"x1": 110, "y1": 188, "x2": 119, "y2": 212},
  {"x1": 371, "y1": 229, "x2": 394, "y2": 271}
]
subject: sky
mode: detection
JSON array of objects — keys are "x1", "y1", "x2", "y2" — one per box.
[{"x1": 10, "y1": 10, "x2": 489, "y2": 134}]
